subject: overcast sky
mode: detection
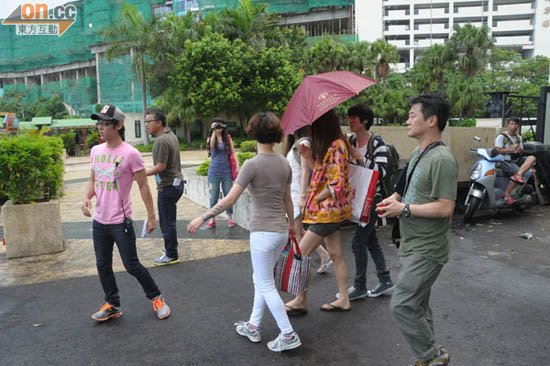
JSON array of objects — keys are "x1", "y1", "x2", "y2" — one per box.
[{"x1": 1, "y1": 0, "x2": 70, "y2": 19}]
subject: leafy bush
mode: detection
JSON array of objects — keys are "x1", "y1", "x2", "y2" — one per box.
[
  {"x1": 237, "y1": 151, "x2": 255, "y2": 166},
  {"x1": 135, "y1": 143, "x2": 154, "y2": 153},
  {"x1": 196, "y1": 159, "x2": 210, "y2": 176},
  {"x1": 239, "y1": 140, "x2": 257, "y2": 153},
  {"x1": 448, "y1": 118, "x2": 476, "y2": 127},
  {"x1": 86, "y1": 129, "x2": 99, "y2": 152},
  {"x1": 522, "y1": 131, "x2": 534, "y2": 142},
  {"x1": 179, "y1": 142, "x2": 189, "y2": 151},
  {"x1": 58, "y1": 131, "x2": 76, "y2": 156},
  {"x1": 190, "y1": 139, "x2": 204, "y2": 149},
  {"x1": 0, "y1": 135, "x2": 64, "y2": 204}
]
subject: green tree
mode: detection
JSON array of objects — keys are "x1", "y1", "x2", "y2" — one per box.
[
  {"x1": 410, "y1": 44, "x2": 453, "y2": 94},
  {"x1": 448, "y1": 24, "x2": 492, "y2": 78},
  {"x1": 209, "y1": 0, "x2": 282, "y2": 50},
  {"x1": 369, "y1": 39, "x2": 400, "y2": 81},
  {"x1": 0, "y1": 90, "x2": 26, "y2": 119},
  {"x1": 102, "y1": 2, "x2": 157, "y2": 143},
  {"x1": 172, "y1": 33, "x2": 250, "y2": 122},
  {"x1": 304, "y1": 36, "x2": 349, "y2": 74},
  {"x1": 445, "y1": 73, "x2": 484, "y2": 118},
  {"x1": 147, "y1": 12, "x2": 203, "y2": 98},
  {"x1": 241, "y1": 46, "x2": 303, "y2": 116},
  {"x1": 364, "y1": 73, "x2": 413, "y2": 124},
  {"x1": 346, "y1": 41, "x2": 374, "y2": 75}
]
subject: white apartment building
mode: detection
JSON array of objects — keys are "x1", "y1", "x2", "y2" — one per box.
[{"x1": 356, "y1": 0, "x2": 550, "y2": 70}]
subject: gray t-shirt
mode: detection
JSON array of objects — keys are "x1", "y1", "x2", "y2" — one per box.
[
  {"x1": 235, "y1": 153, "x2": 292, "y2": 233},
  {"x1": 152, "y1": 130, "x2": 183, "y2": 189},
  {"x1": 400, "y1": 145, "x2": 458, "y2": 264}
]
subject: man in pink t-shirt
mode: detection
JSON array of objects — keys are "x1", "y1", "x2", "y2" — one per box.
[{"x1": 81, "y1": 104, "x2": 171, "y2": 322}]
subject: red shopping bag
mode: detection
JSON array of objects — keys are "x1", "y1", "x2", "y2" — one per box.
[
  {"x1": 274, "y1": 234, "x2": 311, "y2": 295},
  {"x1": 350, "y1": 164, "x2": 380, "y2": 225}
]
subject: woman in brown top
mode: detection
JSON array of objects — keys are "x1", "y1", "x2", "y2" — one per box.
[{"x1": 187, "y1": 112, "x2": 302, "y2": 353}]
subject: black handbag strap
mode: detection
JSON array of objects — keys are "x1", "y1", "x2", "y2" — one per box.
[{"x1": 403, "y1": 141, "x2": 445, "y2": 196}]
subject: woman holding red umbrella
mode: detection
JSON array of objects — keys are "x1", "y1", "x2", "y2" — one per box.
[{"x1": 285, "y1": 109, "x2": 353, "y2": 314}]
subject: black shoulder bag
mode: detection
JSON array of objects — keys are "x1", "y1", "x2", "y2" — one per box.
[{"x1": 391, "y1": 141, "x2": 445, "y2": 248}]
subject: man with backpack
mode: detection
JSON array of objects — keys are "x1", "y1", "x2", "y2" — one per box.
[
  {"x1": 494, "y1": 117, "x2": 536, "y2": 204},
  {"x1": 339, "y1": 104, "x2": 395, "y2": 301}
]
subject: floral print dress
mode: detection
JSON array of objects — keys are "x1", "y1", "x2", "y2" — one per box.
[{"x1": 303, "y1": 138, "x2": 352, "y2": 224}]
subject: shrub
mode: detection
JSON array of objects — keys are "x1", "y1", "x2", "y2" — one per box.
[
  {"x1": 196, "y1": 159, "x2": 210, "y2": 176},
  {"x1": 237, "y1": 151, "x2": 255, "y2": 166},
  {"x1": 521, "y1": 131, "x2": 534, "y2": 142},
  {"x1": 135, "y1": 143, "x2": 154, "y2": 153},
  {"x1": 0, "y1": 135, "x2": 64, "y2": 204},
  {"x1": 86, "y1": 129, "x2": 99, "y2": 152},
  {"x1": 190, "y1": 139, "x2": 204, "y2": 149},
  {"x1": 58, "y1": 131, "x2": 76, "y2": 156},
  {"x1": 239, "y1": 140, "x2": 257, "y2": 153}
]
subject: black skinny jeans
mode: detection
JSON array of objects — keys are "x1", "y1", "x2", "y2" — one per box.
[{"x1": 93, "y1": 220, "x2": 161, "y2": 307}]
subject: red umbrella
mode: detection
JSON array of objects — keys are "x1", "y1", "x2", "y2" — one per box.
[{"x1": 281, "y1": 71, "x2": 377, "y2": 135}]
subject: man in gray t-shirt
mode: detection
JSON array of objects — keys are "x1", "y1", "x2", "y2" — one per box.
[{"x1": 145, "y1": 108, "x2": 184, "y2": 266}]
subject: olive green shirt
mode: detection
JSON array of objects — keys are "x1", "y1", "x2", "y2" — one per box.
[
  {"x1": 152, "y1": 130, "x2": 183, "y2": 189},
  {"x1": 399, "y1": 145, "x2": 458, "y2": 264}
]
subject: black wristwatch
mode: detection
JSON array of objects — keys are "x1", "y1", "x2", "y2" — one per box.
[{"x1": 402, "y1": 203, "x2": 411, "y2": 217}]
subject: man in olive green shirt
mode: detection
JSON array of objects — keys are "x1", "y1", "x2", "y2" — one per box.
[
  {"x1": 377, "y1": 94, "x2": 458, "y2": 366},
  {"x1": 145, "y1": 108, "x2": 184, "y2": 266}
]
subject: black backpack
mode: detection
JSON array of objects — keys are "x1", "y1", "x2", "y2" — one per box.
[{"x1": 366, "y1": 134, "x2": 400, "y2": 197}]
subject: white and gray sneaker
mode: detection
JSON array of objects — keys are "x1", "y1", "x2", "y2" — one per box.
[
  {"x1": 267, "y1": 332, "x2": 302, "y2": 352},
  {"x1": 153, "y1": 253, "x2": 180, "y2": 266},
  {"x1": 234, "y1": 321, "x2": 262, "y2": 343}
]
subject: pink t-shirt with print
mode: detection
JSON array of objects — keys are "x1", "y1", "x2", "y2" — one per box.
[{"x1": 90, "y1": 142, "x2": 145, "y2": 224}]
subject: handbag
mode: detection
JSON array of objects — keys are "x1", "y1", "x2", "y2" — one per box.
[
  {"x1": 227, "y1": 134, "x2": 238, "y2": 180},
  {"x1": 349, "y1": 164, "x2": 380, "y2": 225},
  {"x1": 274, "y1": 234, "x2": 311, "y2": 295}
]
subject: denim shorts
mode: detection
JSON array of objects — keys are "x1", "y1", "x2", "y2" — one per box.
[{"x1": 307, "y1": 222, "x2": 344, "y2": 237}]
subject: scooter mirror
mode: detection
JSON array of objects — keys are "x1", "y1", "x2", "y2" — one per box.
[{"x1": 473, "y1": 136, "x2": 481, "y2": 142}]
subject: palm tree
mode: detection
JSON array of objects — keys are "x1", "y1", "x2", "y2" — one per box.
[
  {"x1": 102, "y1": 2, "x2": 157, "y2": 143},
  {"x1": 369, "y1": 39, "x2": 400, "y2": 81},
  {"x1": 346, "y1": 41, "x2": 373, "y2": 75},
  {"x1": 448, "y1": 24, "x2": 492, "y2": 78},
  {"x1": 412, "y1": 44, "x2": 453, "y2": 94},
  {"x1": 211, "y1": 0, "x2": 281, "y2": 50},
  {"x1": 305, "y1": 36, "x2": 348, "y2": 74}
]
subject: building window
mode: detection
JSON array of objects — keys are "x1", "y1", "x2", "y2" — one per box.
[{"x1": 135, "y1": 120, "x2": 141, "y2": 138}]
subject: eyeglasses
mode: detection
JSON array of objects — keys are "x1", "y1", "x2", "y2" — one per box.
[{"x1": 144, "y1": 119, "x2": 158, "y2": 124}]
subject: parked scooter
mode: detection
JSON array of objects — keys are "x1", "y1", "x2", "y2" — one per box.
[{"x1": 463, "y1": 137, "x2": 535, "y2": 222}]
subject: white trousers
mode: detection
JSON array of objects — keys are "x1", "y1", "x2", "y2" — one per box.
[{"x1": 249, "y1": 231, "x2": 293, "y2": 335}]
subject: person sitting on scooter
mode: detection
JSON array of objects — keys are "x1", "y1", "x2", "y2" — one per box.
[{"x1": 494, "y1": 117, "x2": 536, "y2": 204}]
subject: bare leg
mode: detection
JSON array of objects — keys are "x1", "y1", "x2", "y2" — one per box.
[
  {"x1": 321, "y1": 230, "x2": 351, "y2": 310},
  {"x1": 517, "y1": 156, "x2": 536, "y2": 176},
  {"x1": 504, "y1": 180, "x2": 517, "y2": 197}
]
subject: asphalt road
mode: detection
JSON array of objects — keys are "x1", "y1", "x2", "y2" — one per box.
[{"x1": 1, "y1": 206, "x2": 549, "y2": 366}]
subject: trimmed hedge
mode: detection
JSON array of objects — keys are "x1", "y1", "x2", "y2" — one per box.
[
  {"x1": 0, "y1": 135, "x2": 64, "y2": 204},
  {"x1": 195, "y1": 159, "x2": 210, "y2": 176},
  {"x1": 239, "y1": 140, "x2": 257, "y2": 153},
  {"x1": 237, "y1": 152, "x2": 255, "y2": 166}
]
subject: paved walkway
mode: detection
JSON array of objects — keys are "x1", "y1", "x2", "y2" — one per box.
[{"x1": 0, "y1": 150, "x2": 250, "y2": 287}]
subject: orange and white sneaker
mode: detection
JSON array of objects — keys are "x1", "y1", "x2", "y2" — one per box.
[
  {"x1": 91, "y1": 303, "x2": 123, "y2": 321},
  {"x1": 152, "y1": 295, "x2": 171, "y2": 320}
]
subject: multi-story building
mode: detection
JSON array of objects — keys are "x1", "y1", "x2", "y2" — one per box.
[
  {"x1": 357, "y1": 0, "x2": 550, "y2": 70},
  {"x1": 1, "y1": 0, "x2": 547, "y2": 136}
]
